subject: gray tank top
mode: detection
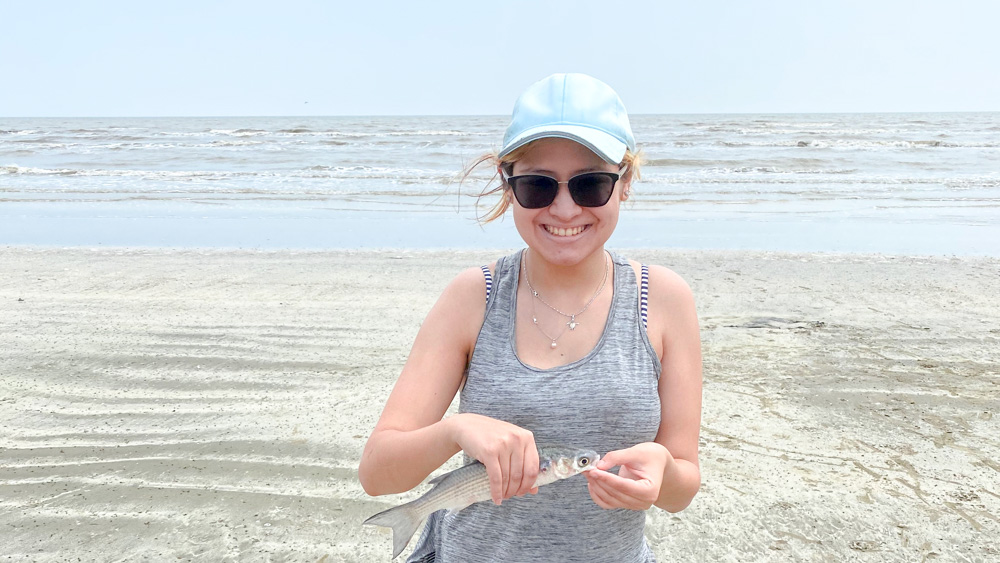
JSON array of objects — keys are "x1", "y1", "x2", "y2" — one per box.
[{"x1": 408, "y1": 249, "x2": 662, "y2": 562}]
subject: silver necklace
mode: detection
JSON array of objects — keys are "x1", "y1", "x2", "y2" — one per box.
[
  {"x1": 523, "y1": 251, "x2": 610, "y2": 348},
  {"x1": 528, "y1": 292, "x2": 568, "y2": 349}
]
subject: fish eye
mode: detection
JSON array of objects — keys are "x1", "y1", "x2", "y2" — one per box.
[{"x1": 579, "y1": 457, "x2": 590, "y2": 466}]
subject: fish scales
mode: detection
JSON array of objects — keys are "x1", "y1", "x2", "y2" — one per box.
[
  {"x1": 414, "y1": 462, "x2": 492, "y2": 513},
  {"x1": 363, "y1": 445, "x2": 598, "y2": 559}
]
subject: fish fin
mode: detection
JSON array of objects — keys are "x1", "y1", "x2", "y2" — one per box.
[{"x1": 363, "y1": 504, "x2": 422, "y2": 560}]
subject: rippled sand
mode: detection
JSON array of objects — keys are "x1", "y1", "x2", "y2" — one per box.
[{"x1": 1, "y1": 248, "x2": 997, "y2": 561}]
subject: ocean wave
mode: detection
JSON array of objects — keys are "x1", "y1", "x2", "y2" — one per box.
[
  {"x1": 319, "y1": 129, "x2": 473, "y2": 138},
  {"x1": 717, "y1": 139, "x2": 999, "y2": 149},
  {"x1": 390, "y1": 130, "x2": 471, "y2": 136},
  {"x1": 206, "y1": 140, "x2": 265, "y2": 147},
  {"x1": 0, "y1": 163, "x2": 451, "y2": 183},
  {"x1": 0, "y1": 184, "x2": 462, "y2": 200},
  {"x1": 194, "y1": 128, "x2": 475, "y2": 138},
  {"x1": 2, "y1": 164, "x2": 77, "y2": 176},
  {"x1": 643, "y1": 158, "x2": 859, "y2": 175},
  {"x1": 10, "y1": 136, "x2": 66, "y2": 144},
  {"x1": 207, "y1": 129, "x2": 269, "y2": 137},
  {"x1": 0, "y1": 164, "x2": 262, "y2": 180},
  {"x1": 297, "y1": 165, "x2": 451, "y2": 181},
  {"x1": 54, "y1": 130, "x2": 149, "y2": 141},
  {"x1": 641, "y1": 174, "x2": 1000, "y2": 187}
]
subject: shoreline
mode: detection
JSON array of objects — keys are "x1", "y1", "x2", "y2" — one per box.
[
  {"x1": 1, "y1": 247, "x2": 997, "y2": 561},
  {"x1": 5, "y1": 242, "x2": 1000, "y2": 259}
]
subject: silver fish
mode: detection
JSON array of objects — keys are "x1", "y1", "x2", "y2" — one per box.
[{"x1": 363, "y1": 445, "x2": 599, "y2": 559}]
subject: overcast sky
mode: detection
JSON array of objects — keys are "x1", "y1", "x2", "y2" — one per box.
[{"x1": 3, "y1": 0, "x2": 998, "y2": 116}]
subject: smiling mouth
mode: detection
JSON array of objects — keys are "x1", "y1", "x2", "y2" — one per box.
[{"x1": 544, "y1": 225, "x2": 588, "y2": 237}]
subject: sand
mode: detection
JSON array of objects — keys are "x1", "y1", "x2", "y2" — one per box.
[{"x1": 1, "y1": 247, "x2": 997, "y2": 562}]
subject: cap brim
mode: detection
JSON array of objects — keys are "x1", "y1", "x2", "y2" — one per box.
[{"x1": 498, "y1": 124, "x2": 628, "y2": 165}]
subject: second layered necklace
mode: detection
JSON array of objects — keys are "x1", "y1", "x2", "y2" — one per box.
[{"x1": 523, "y1": 251, "x2": 610, "y2": 349}]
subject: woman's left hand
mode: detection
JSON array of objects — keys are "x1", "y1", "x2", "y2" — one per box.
[{"x1": 584, "y1": 442, "x2": 672, "y2": 510}]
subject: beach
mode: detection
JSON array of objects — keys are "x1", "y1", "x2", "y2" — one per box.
[{"x1": 1, "y1": 246, "x2": 997, "y2": 561}]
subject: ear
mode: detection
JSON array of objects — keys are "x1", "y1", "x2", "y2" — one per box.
[
  {"x1": 497, "y1": 164, "x2": 509, "y2": 188},
  {"x1": 619, "y1": 178, "x2": 632, "y2": 201}
]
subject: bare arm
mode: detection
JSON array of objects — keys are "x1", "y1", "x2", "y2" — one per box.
[
  {"x1": 585, "y1": 265, "x2": 703, "y2": 512},
  {"x1": 649, "y1": 265, "x2": 702, "y2": 512},
  {"x1": 358, "y1": 266, "x2": 539, "y2": 504},
  {"x1": 358, "y1": 267, "x2": 484, "y2": 494}
]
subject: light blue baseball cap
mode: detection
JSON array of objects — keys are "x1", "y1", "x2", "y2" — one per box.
[{"x1": 499, "y1": 73, "x2": 636, "y2": 165}]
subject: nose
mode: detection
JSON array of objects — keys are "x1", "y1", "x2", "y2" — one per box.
[{"x1": 547, "y1": 181, "x2": 582, "y2": 220}]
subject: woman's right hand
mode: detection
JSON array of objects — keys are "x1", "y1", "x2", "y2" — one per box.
[{"x1": 448, "y1": 413, "x2": 539, "y2": 505}]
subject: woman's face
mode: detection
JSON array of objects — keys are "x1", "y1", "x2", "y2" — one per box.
[{"x1": 509, "y1": 138, "x2": 626, "y2": 267}]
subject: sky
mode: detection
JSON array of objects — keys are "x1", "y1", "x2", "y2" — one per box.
[{"x1": 3, "y1": 0, "x2": 998, "y2": 117}]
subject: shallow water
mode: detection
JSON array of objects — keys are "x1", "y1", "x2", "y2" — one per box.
[{"x1": 1, "y1": 113, "x2": 997, "y2": 254}]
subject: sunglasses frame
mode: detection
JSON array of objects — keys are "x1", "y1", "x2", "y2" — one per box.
[{"x1": 502, "y1": 170, "x2": 623, "y2": 209}]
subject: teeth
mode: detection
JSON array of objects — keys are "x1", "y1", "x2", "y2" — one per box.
[{"x1": 546, "y1": 225, "x2": 584, "y2": 237}]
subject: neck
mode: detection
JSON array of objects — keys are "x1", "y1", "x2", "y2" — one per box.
[{"x1": 523, "y1": 247, "x2": 609, "y2": 294}]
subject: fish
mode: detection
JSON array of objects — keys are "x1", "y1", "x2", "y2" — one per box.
[{"x1": 363, "y1": 445, "x2": 599, "y2": 559}]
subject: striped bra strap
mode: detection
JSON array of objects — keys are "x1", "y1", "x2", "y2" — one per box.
[
  {"x1": 640, "y1": 264, "x2": 650, "y2": 329},
  {"x1": 481, "y1": 265, "x2": 493, "y2": 302},
  {"x1": 482, "y1": 262, "x2": 649, "y2": 328}
]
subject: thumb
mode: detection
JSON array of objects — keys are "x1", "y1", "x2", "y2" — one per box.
[{"x1": 596, "y1": 450, "x2": 624, "y2": 471}]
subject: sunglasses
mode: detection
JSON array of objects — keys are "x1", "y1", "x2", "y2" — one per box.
[{"x1": 503, "y1": 170, "x2": 622, "y2": 209}]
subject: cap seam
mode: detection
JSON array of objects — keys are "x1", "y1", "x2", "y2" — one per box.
[
  {"x1": 559, "y1": 75, "x2": 567, "y2": 122},
  {"x1": 510, "y1": 122, "x2": 635, "y2": 148}
]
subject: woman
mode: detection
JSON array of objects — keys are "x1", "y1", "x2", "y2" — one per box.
[{"x1": 359, "y1": 73, "x2": 702, "y2": 561}]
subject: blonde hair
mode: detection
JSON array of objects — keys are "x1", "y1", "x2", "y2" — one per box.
[{"x1": 462, "y1": 143, "x2": 644, "y2": 224}]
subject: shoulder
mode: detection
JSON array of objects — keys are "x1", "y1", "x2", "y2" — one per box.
[
  {"x1": 627, "y1": 260, "x2": 698, "y2": 347},
  {"x1": 626, "y1": 260, "x2": 694, "y2": 305},
  {"x1": 645, "y1": 264, "x2": 694, "y2": 306},
  {"x1": 413, "y1": 263, "x2": 496, "y2": 364},
  {"x1": 436, "y1": 263, "x2": 495, "y2": 311}
]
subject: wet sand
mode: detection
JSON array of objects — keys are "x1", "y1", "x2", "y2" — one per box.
[{"x1": 1, "y1": 247, "x2": 997, "y2": 561}]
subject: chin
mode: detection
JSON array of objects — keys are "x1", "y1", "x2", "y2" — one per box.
[{"x1": 526, "y1": 228, "x2": 609, "y2": 266}]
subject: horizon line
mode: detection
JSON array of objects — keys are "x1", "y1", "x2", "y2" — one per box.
[{"x1": 3, "y1": 109, "x2": 999, "y2": 119}]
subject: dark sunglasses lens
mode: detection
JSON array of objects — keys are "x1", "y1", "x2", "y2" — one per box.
[
  {"x1": 569, "y1": 173, "x2": 616, "y2": 207},
  {"x1": 511, "y1": 176, "x2": 558, "y2": 208}
]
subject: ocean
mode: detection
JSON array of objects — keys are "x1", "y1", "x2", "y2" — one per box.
[{"x1": 1, "y1": 113, "x2": 997, "y2": 255}]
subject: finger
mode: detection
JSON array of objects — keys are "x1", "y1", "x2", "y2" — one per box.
[
  {"x1": 587, "y1": 479, "x2": 621, "y2": 510},
  {"x1": 595, "y1": 448, "x2": 632, "y2": 471},
  {"x1": 595, "y1": 468, "x2": 649, "y2": 496},
  {"x1": 498, "y1": 450, "x2": 511, "y2": 504},
  {"x1": 586, "y1": 469, "x2": 650, "y2": 507},
  {"x1": 483, "y1": 456, "x2": 504, "y2": 505},
  {"x1": 595, "y1": 455, "x2": 617, "y2": 471},
  {"x1": 505, "y1": 446, "x2": 523, "y2": 499},
  {"x1": 588, "y1": 477, "x2": 644, "y2": 510},
  {"x1": 519, "y1": 442, "x2": 539, "y2": 496},
  {"x1": 601, "y1": 479, "x2": 644, "y2": 509}
]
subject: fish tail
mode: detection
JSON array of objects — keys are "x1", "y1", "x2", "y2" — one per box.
[{"x1": 363, "y1": 504, "x2": 422, "y2": 560}]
